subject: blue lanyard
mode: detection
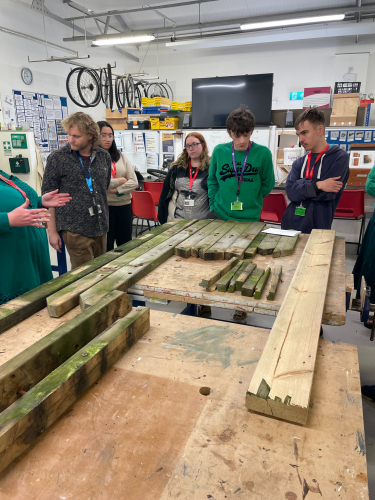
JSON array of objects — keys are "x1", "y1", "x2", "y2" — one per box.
[
  {"x1": 231, "y1": 142, "x2": 252, "y2": 201},
  {"x1": 77, "y1": 152, "x2": 93, "y2": 192}
]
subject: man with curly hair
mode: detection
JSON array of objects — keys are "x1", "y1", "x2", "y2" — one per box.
[{"x1": 42, "y1": 112, "x2": 111, "y2": 269}]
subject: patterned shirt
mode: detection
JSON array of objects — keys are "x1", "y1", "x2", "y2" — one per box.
[{"x1": 42, "y1": 144, "x2": 112, "y2": 237}]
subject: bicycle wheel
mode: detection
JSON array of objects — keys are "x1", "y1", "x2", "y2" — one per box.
[
  {"x1": 115, "y1": 76, "x2": 126, "y2": 108},
  {"x1": 77, "y1": 69, "x2": 101, "y2": 107},
  {"x1": 125, "y1": 75, "x2": 135, "y2": 108},
  {"x1": 160, "y1": 82, "x2": 173, "y2": 101},
  {"x1": 66, "y1": 67, "x2": 87, "y2": 108},
  {"x1": 134, "y1": 85, "x2": 142, "y2": 108},
  {"x1": 147, "y1": 82, "x2": 165, "y2": 99},
  {"x1": 100, "y1": 64, "x2": 113, "y2": 109}
]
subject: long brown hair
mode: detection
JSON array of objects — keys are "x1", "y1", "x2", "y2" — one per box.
[{"x1": 171, "y1": 132, "x2": 210, "y2": 170}]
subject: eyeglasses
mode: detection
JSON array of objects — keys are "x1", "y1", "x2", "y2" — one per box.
[
  {"x1": 185, "y1": 142, "x2": 202, "y2": 150},
  {"x1": 100, "y1": 133, "x2": 114, "y2": 139}
]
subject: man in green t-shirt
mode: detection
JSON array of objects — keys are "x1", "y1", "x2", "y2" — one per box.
[{"x1": 208, "y1": 106, "x2": 275, "y2": 220}]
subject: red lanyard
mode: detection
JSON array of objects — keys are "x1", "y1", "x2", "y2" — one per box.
[
  {"x1": 111, "y1": 161, "x2": 117, "y2": 178},
  {"x1": 0, "y1": 174, "x2": 28, "y2": 201},
  {"x1": 189, "y1": 162, "x2": 200, "y2": 194},
  {"x1": 305, "y1": 145, "x2": 329, "y2": 179}
]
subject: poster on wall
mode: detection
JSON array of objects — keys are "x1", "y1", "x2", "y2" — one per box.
[{"x1": 13, "y1": 90, "x2": 68, "y2": 153}]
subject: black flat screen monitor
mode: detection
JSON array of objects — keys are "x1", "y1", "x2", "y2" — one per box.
[{"x1": 192, "y1": 73, "x2": 273, "y2": 128}]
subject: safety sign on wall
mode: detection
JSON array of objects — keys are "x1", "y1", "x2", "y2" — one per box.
[{"x1": 3, "y1": 141, "x2": 11, "y2": 156}]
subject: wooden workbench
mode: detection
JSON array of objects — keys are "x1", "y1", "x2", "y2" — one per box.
[
  {"x1": 0, "y1": 308, "x2": 367, "y2": 499},
  {"x1": 129, "y1": 234, "x2": 346, "y2": 326}
]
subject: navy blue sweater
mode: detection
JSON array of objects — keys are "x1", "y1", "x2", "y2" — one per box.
[{"x1": 281, "y1": 145, "x2": 349, "y2": 234}]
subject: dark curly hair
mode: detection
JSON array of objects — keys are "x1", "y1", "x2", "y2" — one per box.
[{"x1": 226, "y1": 105, "x2": 255, "y2": 136}]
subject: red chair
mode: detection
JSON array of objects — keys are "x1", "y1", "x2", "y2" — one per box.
[
  {"x1": 334, "y1": 189, "x2": 365, "y2": 254},
  {"x1": 260, "y1": 192, "x2": 288, "y2": 224},
  {"x1": 131, "y1": 190, "x2": 159, "y2": 237},
  {"x1": 143, "y1": 181, "x2": 164, "y2": 206}
]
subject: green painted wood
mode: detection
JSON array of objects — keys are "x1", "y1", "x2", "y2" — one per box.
[
  {"x1": 225, "y1": 222, "x2": 266, "y2": 259},
  {"x1": 257, "y1": 234, "x2": 282, "y2": 256},
  {"x1": 244, "y1": 232, "x2": 267, "y2": 259},
  {"x1": 173, "y1": 219, "x2": 216, "y2": 258},
  {"x1": 227, "y1": 261, "x2": 251, "y2": 293},
  {"x1": 199, "y1": 257, "x2": 238, "y2": 289},
  {"x1": 215, "y1": 262, "x2": 243, "y2": 293},
  {"x1": 0, "y1": 290, "x2": 131, "y2": 413},
  {"x1": 235, "y1": 262, "x2": 257, "y2": 292},
  {"x1": 46, "y1": 219, "x2": 196, "y2": 318},
  {"x1": 267, "y1": 265, "x2": 282, "y2": 301},
  {"x1": 0, "y1": 306, "x2": 150, "y2": 475},
  {"x1": 0, "y1": 221, "x2": 178, "y2": 334},
  {"x1": 204, "y1": 222, "x2": 250, "y2": 260},
  {"x1": 272, "y1": 235, "x2": 299, "y2": 258},
  {"x1": 241, "y1": 268, "x2": 265, "y2": 297},
  {"x1": 253, "y1": 267, "x2": 271, "y2": 299},
  {"x1": 189, "y1": 220, "x2": 231, "y2": 259}
]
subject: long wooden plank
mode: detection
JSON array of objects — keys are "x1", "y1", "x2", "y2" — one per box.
[
  {"x1": 272, "y1": 235, "x2": 299, "y2": 258},
  {"x1": 0, "y1": 290, "x2": 131, "y2": 413},
  {"x1": 244, "y1": 232, "x2": 267, "y2": 259},
  {"x1": 199, "y1": 257, "x2": 238, "y2": 289},
  {"x1": 173, "y1": 219, "x2": 220, "y2": 258},
  {"x1": 216, "y1": 262, "x2": 243, "y2": 292},
  {"x1": 266, "y1": 265, "x2": 282, "y2": 301},
  {"x1": 0, "y1": 221, "x2": 179, "y2": 334},
  {"x1": 80, "y1": 221, "x2": 208, "y2": 310},
  {"x1": 224, "y1": 222, "x2": 266, "y2": 259},
  {"x1": 191, "y1": 221, "x2": 234, "y2": 259},
  {"x1": 235, "y1": 262, "x2": 256, "y2": 292},
  {"x1": 204, "y1": 222, "x2": 250, "y2": 260},
  {"x1": 47, "y1": 219, "x2": 197, "y2": 317},
  {"x1": 227, "y1": 261, "x2": 250, "y2": 293},
  {"x1": 257, "y1": 234, "x2": 282, "y2": 256},
  {"x1": 246, "y1": 229, "x2": 335, "y2": 425},
  {"x1": 0, "y1": 306, "x2": 150, "y2": 474},
  {"x1": 241, "y1": 268, "x2": 265, "y2": 297},
  {"x1": 253, "y1": 267, "x2": 271, "y2": 299}
]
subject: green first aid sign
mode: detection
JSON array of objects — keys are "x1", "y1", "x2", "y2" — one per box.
[{"x1": 3, "y1": 141, "x2": 11, "y2": 152}]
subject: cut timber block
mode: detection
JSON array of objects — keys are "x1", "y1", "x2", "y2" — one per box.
[
  {"x1": 272, "y1": 235, "x2": 299, "y2": 258},
  {"x1": 204, "y1": 222, "x2": 250, "y2": 260},
  {"x1": 241, "y1": 268, "x2": 265, "y2": 297},
  {"x1": 244, "y1": 232, "x2": 267, "y2": 259},
  {"x1": 0, "y1": 306, "x2": 150, "y2": 475},
  {"x1": 192, "y1": 221, "x2": 234, "y2": 259},
  {"x1": 224, "y1": 222, "x2": 266, "y2": 259},
  {"x1": 216, "y1": 262, "x2": 243, "y2": 292},
  {"x1": 228, "y1": 261, "x2": 250, "y2": 293},
  {"x1": 0, "y1": 222, "x2": 178, "y2": 333},
  {"x1": 199, "y1": 257, "x2": 238, "y2": 289},
  {"x1": 253, "y1": 267, "x2": 271, "y2": 299},
  {"x1": 0, "y1": 290, "x2": 131, "y2": 413},
  {"x1": 267, "y1": 265, "x2": 282, "y2": 301},
  {"x1": 257, "y1": 234, "x2": 282, "y2": 256},
  {"x1": 246, "y1": 229, "x2": 335, "y2": 425},
  {"x1": 235, "y1": 262, "x2": 257, "y2": 292},
  {"x1": 346, "y1": 273, "x2": 354, "y2": 310},
  {"x1": 173, "y1": 219, "x2": 220, "y2": 258}
]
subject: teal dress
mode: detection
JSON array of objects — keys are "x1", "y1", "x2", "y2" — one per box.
[{"x1": 0, "y1": 170, "x2": 53, "y2": 304}]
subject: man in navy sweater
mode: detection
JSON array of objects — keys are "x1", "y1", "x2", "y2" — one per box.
[{"x1": 281, "y1": 108, "x2": 349, "y2": 233}]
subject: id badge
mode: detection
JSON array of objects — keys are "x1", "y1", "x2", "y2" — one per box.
[
  {"x1": 231, "y1": 201, "x2": 243, "y2": 211},
  {"x1": 89, "y1": 204, "x2": 102, "y2": 216},
  {"x1": 184, "y1": 199, "x2": 195, "y2": 207},
  {"x1": 295, "y1": 206, "x2": 306, "y2": 216}
]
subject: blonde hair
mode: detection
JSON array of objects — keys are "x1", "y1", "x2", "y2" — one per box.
[
  {"x1": 171, "y1": 132, "x2": 210, "y2": 170},
  {"x1": 62, "y1": 112, "x2": 100, "y2": 149}
]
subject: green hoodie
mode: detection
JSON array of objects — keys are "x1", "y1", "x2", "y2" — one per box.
[{"x1": 208, "y1": 141, "x2": 275, "y2": 221}]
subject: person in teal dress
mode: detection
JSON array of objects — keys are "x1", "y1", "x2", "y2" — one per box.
[{"x1": 0, "y1": 170, "x2": 71, "y2": 304}]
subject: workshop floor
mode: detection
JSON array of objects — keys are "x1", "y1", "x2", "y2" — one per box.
[{"x1": 146, "y1": 243, "x2": 375, "y2": 500}]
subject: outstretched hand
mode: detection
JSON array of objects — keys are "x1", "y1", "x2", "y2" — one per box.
[
  {"x1": 42, "y1": 190, "x2": 72, "y2": 208},
  {"x1": 7, "y1": 198, "x2": 51, "y2": 227}
]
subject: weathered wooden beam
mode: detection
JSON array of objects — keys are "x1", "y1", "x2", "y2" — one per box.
[
  {"x1": 204, "y1": 222, "x2": 250, "y2": 260},
  {"x1": 253, "y1": 267, "x2": 271, "y2": 299},
  {"x1": 225, "y1": 222, "x2": 265, "y2": 259},
  {"x1": 216, "y1": 262, "x2": 243, "y2": 292},
  {"x1": 267, "y1": 265, "x2": 282, "y2": 301},
  {"x1": 244, "y1": 232, "x2": 267, "y2": 259},
  {"x1": 235, "y1": 262, "x2": 257, "y2": 292},
  {"x1": 257, "y1": 234, "x2": 282, "y2": 256},
  {"x1": 241, "y1": 268, "x2": 265, "y2": 297},
  {"x1": 227, "y1": 261, "x2": 250, "y2": 293},
  {"x1": 199, "y1": 257, "x2": 238, "y2": 289},
  {"x1": 0, "y1": 290, "x2": 131, "y2": 413},
  {"x1": 246, "y1": 230, "x2": 335, "y2": 425},
  {"x1": 47, "y1": 219, "x2": 196, "y2": 317},
  {"x1": 272, "y1": 235, "x2": 299, "y2": 258},
  {"x1": 0, "y1": 221, "x2": 178, "y2": 333},
  {"x1": 191, "y1": 221, "x2": 233, "y2": 259},
  {"x1": 0, "y1": 306, "x2": 150, "y2": 475},
  {"x1": 173, "y1": 219, "x2": 216, "y2": 258}
]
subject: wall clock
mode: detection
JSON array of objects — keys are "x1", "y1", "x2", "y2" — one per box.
[{"x1": 21, "y1": 68, "x2": 33, "y2": 85}]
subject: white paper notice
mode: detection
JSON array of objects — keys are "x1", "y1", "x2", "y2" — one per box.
[
  {"x1": 134, "y1": 152, "x2": 147, "y2": 173},
  {"x1": 62, "y1": 106, "x2": 68, "y2": 119},
  {"x1": 44, "y1": 98, "x2": 53, "y2": 110},
  {"x1": 145, "y1": 133, "x2": 159, "y2": 153},
  {"x1": 46, "y1": 109, "x2": 55, "y2": 120},
  {"x1": 146, "y1": 153, "x2": 159, "y2": 169},
  {"x1": 122, "y1": 133, "x2": 134, "y2": 152},
  {"x1": 54, "y1": 110, "x2": 62, "y2": 120},
  {"x1": 133, "y1": 133, "x2": 145, "y2": 153},
  {"x1": 53, "y1": 97, "x2": 61, "y2": 109},
  {"x1": 262, "y1": 228, "x2": 301, "y2": 237}
]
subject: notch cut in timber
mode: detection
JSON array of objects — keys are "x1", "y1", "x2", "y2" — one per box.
[{"x1": 246, "y1": 229, "x2": 335, "y2": 425}]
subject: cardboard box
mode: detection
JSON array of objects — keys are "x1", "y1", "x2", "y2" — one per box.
[{"x1": 303, "y1": 87, "x2": 332, "y2": 108}]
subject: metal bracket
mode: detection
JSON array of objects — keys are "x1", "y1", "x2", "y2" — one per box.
[{"x1": 28, "y1": 53, "x2": 90, "y2": 63}]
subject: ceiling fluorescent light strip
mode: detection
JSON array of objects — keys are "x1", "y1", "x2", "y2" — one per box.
[
  {"x1": 93, "y1": 35, "x2": 155, "y2": 46},
  {"x1": 240, "y1": 14, "x2": 345, "y2": 31}
]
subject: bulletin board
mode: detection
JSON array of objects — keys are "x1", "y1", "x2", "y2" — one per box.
[
  {"x1": 13, "y1": 90, "x2": 68, "y2": 153},
  {"x1": 326, "y1": 128, "x2": 375, "y2": 153}
]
